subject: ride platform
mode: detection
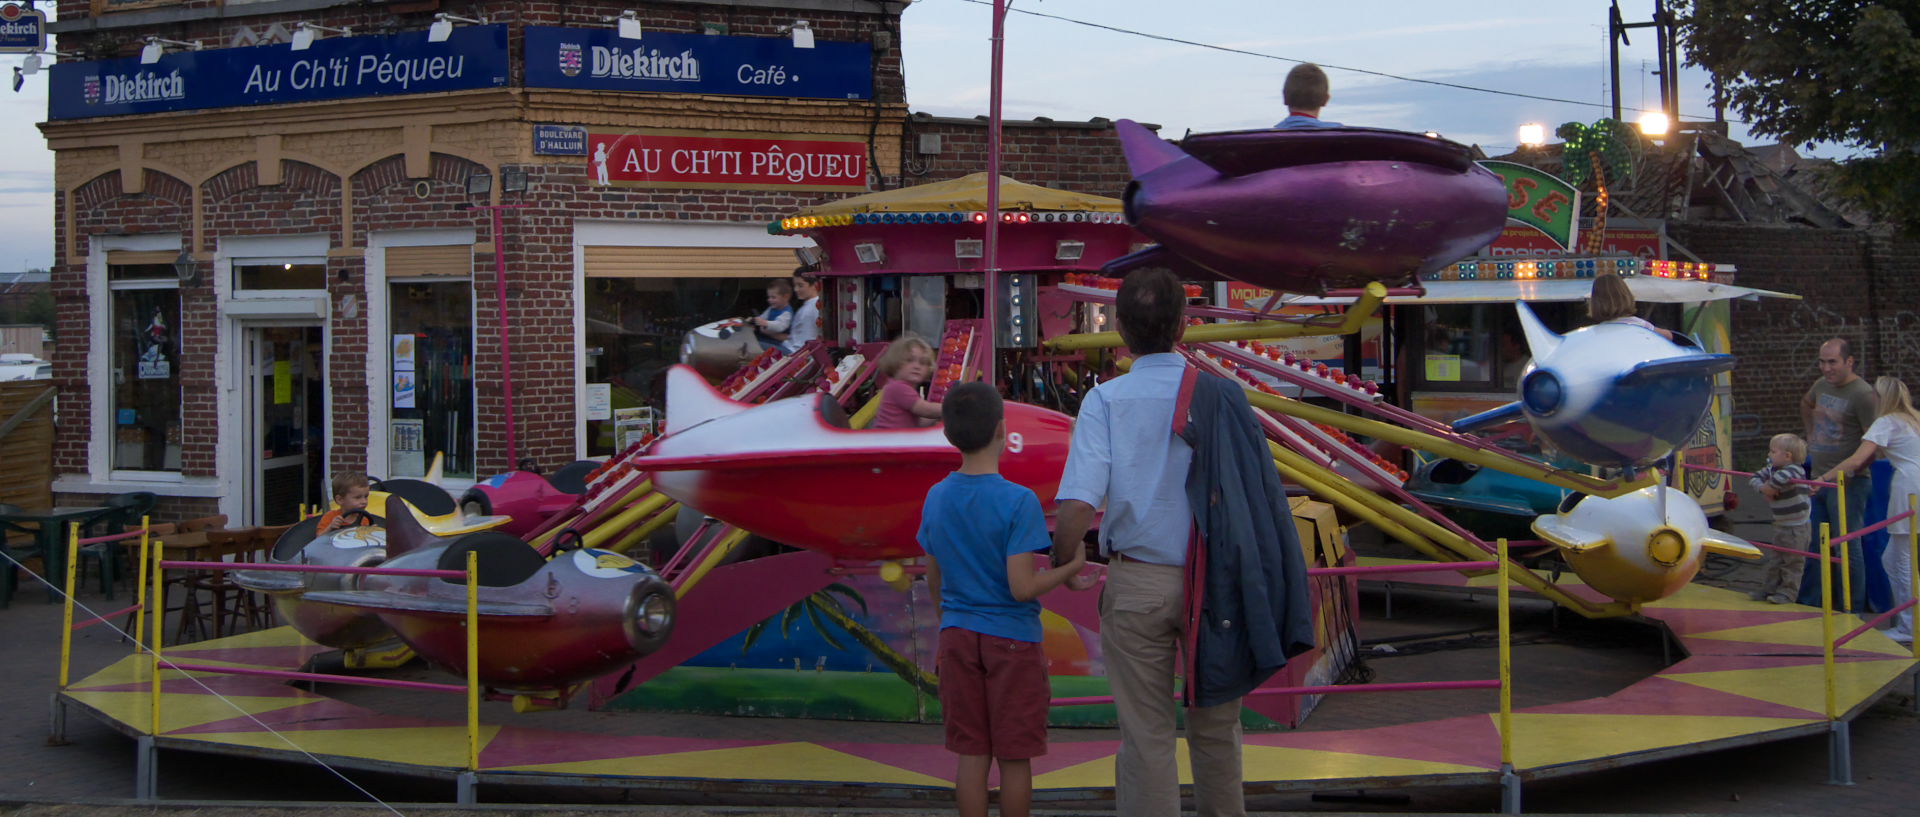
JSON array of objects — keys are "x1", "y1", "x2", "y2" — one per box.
[{"x1": 56, "y1": 572, "x2": 1916, "y2": 802}]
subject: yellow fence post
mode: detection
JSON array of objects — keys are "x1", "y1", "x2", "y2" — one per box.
[
  {"x1": 1838, "y1": 473, "x2": 1852, "y2": 613},
  {"x1": 151, "y1": 533, "x2": 163, "y2": 738},
  {"x1": 58, "y1": 522, "x2": 79, "y2": 690},
  {"x1": 460, "y1": 549, "x2": 480, "y2": 804},
  {"x1": 1820, "y1": 522, "x2": 1836, "y2": 720},
  {"x1": 1909, "y1": 495, "x2": 1917, "y2": 663}
]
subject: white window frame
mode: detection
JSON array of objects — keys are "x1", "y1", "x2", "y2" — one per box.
[
  {"x1": 571, "y1": 221, "x2": 816, "y2": 459},
  {"x1": 366, "y1": 228, "x2": 478, "y2": 492},
  {"x1": 65, "y1": 234, "x2": 207, "y2": 493}
]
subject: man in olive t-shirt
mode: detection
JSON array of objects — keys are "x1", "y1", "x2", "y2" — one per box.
[{"x1": 1801, "y1": 338, "x2": 1877, "y2": 610}]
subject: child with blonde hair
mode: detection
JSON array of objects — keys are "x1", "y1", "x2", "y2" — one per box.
[
  {"x1": 1751, "y1": 434, "x2": 1811, "y2": 604},
  {"x1": 871, "y1": 333, "x2": 943, "y2": 430}
]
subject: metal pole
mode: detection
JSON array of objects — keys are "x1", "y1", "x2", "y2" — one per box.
[
  {"x1": 981, "y1": 0, "x2": 1007, "y2": 387},
  {"x1": 1909, "y1": 495, "x2": 1918, "y2": 711},
  {"x1": 1498, "y1": 537, "x2": 1520, "y2": 813},
  {"x1": 134, "y1": 517, "x2": 150, "y2": 655},
  {"x1": 462, "y1": 548, "x2": 480, "y2": 804},
  {"x1": 1821, "y1": 523, "x2": 1836, "y2": 722},
  {"x1": 1652, "y1": 0, "x2": 1671, "y2": 124},
  {"x1": 489, "y1": 205, "x2": 517, "y2": 466},
  {"x1": 1608, "y1": 3, "x2": 1623, "y2": 122}
]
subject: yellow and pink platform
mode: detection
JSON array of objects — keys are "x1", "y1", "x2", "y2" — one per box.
[{"x1": 57, "y1": 571, "x2": 1916, "y2": 802}]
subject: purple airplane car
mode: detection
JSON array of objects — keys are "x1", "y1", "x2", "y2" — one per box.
[{"x1": 1104, "y1": 119, "x2": 1508, "y2": 295}]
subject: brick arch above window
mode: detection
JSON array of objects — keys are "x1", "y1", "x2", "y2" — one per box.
[
  {"x1": 73, "y1": 168, "x2": 194, "y2": 214},
  {"x1": 203, "y1": 160, "x2": 342, "y2": 203}
]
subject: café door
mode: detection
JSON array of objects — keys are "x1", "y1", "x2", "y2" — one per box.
[{"x1": 244, "y1": 325, "x2": 325, "y2": 525}]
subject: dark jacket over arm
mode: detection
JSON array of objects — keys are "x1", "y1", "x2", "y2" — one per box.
[{"x1": 1180, "y1": 372, "x2": 1316, "y2": 708}]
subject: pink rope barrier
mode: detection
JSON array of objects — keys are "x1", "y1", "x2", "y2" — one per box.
[
  {"x1": 72, "y1": 602, "x2": 144, "y2": 631},
  {"x1": 164, "y1": 662, "x2": 468, "y2": 694},
  {"x1": 1051, "y1": 678, "x2": 1501, "y2": 707},
  {"x1": 75, "y1": 529, "x2": 150, "y2": 546},
  {"x1": 1308, "y1": 561, "x2": 1498, "y2": 577},
  {"x1": 1684, "y1": 463, "x2": 1837, "y2": 489},
  {"x1": 1749, "y1": 539, "x2": 1839, "y2": 563},
  {"x1": 1835, "y1": 598, "x2": 1918, "y2": 647},
  {"x1": 159, "y1": 560, "x2": 466, "y2": 579},
  {"x1": 1829, "y1": 509, "x2": 1917, "y2": 546}
]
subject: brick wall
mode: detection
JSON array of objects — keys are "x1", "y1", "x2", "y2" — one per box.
[
  {"x1": 1667, "y1": 223, "x2": 1920, "y2": 461},
  {"x1": 902, "y1": 115, "x2": 1136, "y2": 199}
]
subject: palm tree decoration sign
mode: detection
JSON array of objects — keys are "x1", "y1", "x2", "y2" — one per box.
[{"x1": 1555, "y1": 119, "x2": 1636, "y2": 255}]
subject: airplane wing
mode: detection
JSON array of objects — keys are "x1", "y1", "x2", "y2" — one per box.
[
  {"x1": 1617, "y1": 354, "x2": 1738, "y2": 387},
  {"x1": 1701, "y1": 529, "x2": 1763, "y2": 559},
  {"x1": 1451, "y1": 401, "x2": 1526, "y2": 434},
  {"x1": 1099, "y1": 244, "x2": 1227, "y2": 282},
  {"x1": 232, "y1": 570, "x2": 304, "y2": 593},
  {"x1": 1532, "y1": 515, "x2": 1612, "y2": 553},
  {"x1": 304, "y1": 590, "x2": 555, "y2": 617}
]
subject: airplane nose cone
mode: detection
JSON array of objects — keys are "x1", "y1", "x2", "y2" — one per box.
[{"x1": 1522, "y1": 370, "x2": 1565, "y2": 416}]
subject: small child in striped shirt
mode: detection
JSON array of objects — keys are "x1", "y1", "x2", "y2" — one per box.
[{"x1": 1750, "y1": 433, "x2": 1812, "y2": 604}]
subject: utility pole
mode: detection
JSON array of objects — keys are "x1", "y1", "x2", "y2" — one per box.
[{"x1": 1608, "y1": 0, "x2": 1682, "y2": 124}]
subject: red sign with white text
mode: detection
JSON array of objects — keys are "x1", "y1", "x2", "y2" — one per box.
[{"x1": 585, "y1": 131, "x2": 869, "y2": 192}]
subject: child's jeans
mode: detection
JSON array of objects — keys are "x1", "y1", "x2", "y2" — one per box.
[{"x1": 1760, "y1": 523, "x2": 1811, "y2": 602}]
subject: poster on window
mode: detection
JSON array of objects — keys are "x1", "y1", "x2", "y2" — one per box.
[
  {"x1": 136, "y1": 306, "x2": 171, "y2": 379},
  {"x1": 391, "y1": 419, "x2": 425, "y2": 478},
  {"x1": 393, "y1": 371, "x2": 417, "y2": 408},
  {"x1": 392, "y1": 334, "x2": 416, "y2": 371}
]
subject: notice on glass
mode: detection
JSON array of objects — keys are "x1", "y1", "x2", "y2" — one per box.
[
  {"x1": 390, "y1": 419, "x2": 425, "y2": 478},
  {"x1": 392, "y1": 334, "x2": 416, "y2": 372},
  {"x1": 273, "y1": 360, "x2": 292, "y2": 404},
  {"x1": 393, "y1": 371, "x2": 416, "y2": 408},
  {"x1": 1424, "y1": 354, "x2": 1462, "y2": 382},
  {"x1": 585, "y1": 383, "x2": 612, "y2": 421}
]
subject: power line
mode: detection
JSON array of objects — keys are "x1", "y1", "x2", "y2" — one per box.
[{"x1": 953, "y1": 0, "x2": 1742, "y2": 124}]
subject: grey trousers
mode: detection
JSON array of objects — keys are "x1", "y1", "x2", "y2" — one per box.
[{"x1": 1101, "y1": 556, "x2": 1245, "y2": 817}]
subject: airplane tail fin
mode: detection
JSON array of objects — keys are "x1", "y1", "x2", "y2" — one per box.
[
  {"x1": 1532, "y1": 513, "x2": 1612, "y2": 553},
  {"x1": 1515, "y1": 301, "x2": 1562, "y2": 360},
  {"x1": 664, "y1": 364, "x2": 754, "y2": 436},
  {"x1": 382, "y1": 498, "x2": 439, "y2": 559},
  {"x1": 424, "y1": 452, "x2": 444, "y2": 485},
  {"x1": 1450, "y1": 401, "x2": 1526, "y2": 434},
  {"x1": 1702, "y1": 529, "x2": 1763, "y2": 559},
  {"x1": 1115, "y1": 119, "x2": 1196, "y2": 178}
]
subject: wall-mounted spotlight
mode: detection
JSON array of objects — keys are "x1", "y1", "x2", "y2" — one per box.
[
  {"x1": 291, "y1": 22, "x2": 351, "y2": 51},
  {"x1": 141, "y1": 37, "x2": 203, "y2": 65},
  {"x1": 1055, "y1": 240, "x2": 1085, "y2": 262},
  {"x1": 853, "y1": 242, "x2": 884, "y2": 264},
  {"x1": 783, "y1": 20, "x2": 815, "y2": 49},
  {"x1": 609, "y1": 10, "x2": 643, "y2": 40},
  {"x1": 429, "y1": 13, "x2": 486, "y2": 44}
]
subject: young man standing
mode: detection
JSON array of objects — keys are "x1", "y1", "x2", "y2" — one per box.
[{"x1": 1802, "y1": 337, "x2": 1878, "y2": 610}]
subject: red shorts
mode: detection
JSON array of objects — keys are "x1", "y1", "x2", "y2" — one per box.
[{"x1": 937, "y1": 627, "x2": 1050, "y2": 760}]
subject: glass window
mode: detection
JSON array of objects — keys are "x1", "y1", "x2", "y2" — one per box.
[
  {"x1": 584, "y1": 277, "x2": 764, "y2": 457},
  {"x1": 235, "y1": 261, "x2": 326, "y2": 291},
  {"x1": 111, "y1": 281, "x2": 182, "y2": 472},
  {"x1": 389, "y1": 280, "x2": 473, "y2": 479}
]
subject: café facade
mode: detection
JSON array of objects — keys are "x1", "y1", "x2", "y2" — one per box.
[{"x1": 42, "y1": 0, "x2": 912, "y2": 524}]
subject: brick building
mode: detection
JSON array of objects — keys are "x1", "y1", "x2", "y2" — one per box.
[{"x1": 40, "y1": 0, "x2": 1133, "y2": 524}]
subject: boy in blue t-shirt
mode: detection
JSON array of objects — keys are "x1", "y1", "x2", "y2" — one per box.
[{"x1": 919, "y1": 382, "x2": 1086, "y2": 817}]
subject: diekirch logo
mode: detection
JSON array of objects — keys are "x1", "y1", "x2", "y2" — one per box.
[
  {"x1": 82, "y1": 75, "x2": 101, "y2": 105},
  {"x1": 558, "y1": 43, "x2": 583, "y2": 77}
]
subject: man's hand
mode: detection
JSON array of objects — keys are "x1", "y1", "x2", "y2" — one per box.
[{"x1": 1065, "y1": 570, "x2": 1100, "y2": 591}]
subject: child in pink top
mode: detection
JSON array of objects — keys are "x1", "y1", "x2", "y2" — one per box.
[{"x1": 871, "y1": 334, "x2": 944, "y2": 430}]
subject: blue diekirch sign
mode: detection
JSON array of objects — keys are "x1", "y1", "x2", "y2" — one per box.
[
  {"x1": 48, "y1": 24, "x2": 508, "y2": 120},
  {"x1": 0, "y1": 3, "x2": 47, "y2": 54},
  {"x1": 523, "y1": 27, "x2": 871, "y2": 101}
]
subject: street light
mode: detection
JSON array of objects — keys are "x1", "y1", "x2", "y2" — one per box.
[
  {"x1": 1517, "y1": 123, "x2": 1546, "y2": 148},
  {"x1": 1638, "y1": 111, "x2": 1671, "y2": 138}
]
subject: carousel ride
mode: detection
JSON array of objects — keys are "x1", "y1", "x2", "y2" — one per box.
[{"x1": 68, "y1": 119, "x2": 1915, "y2": 805}]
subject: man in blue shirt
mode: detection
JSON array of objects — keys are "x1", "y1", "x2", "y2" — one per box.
[
  {"x1": 1273, "y1": 62, "x2": 1343, "y2": 129},
  {"x1": 1052, "y1": 269, "x2": 1246, "y2": 817}
]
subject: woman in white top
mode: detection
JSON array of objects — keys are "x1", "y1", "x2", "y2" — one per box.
[
  {"x1": 1586, "y1": 273, "x2": 1676, "y2": 341},
  {"x1": 1822, "y1": 375, "x2": 1920, "y2": 643}
]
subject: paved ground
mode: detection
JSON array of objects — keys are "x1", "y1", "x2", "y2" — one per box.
[{"x1": 5, "y1": 476, "x2": 1919, "y2": 814}]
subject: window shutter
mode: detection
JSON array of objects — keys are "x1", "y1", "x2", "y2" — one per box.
[
  {"x1": 584, "y1": 246, "x2": 796, "y2": 279},
  {"x1": 385, "y1": 245, "x2": 472, "y2": 278}
]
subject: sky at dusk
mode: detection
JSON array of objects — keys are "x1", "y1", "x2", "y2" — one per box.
[{"x1": 0, "y1": 1, "x2": 1850, "y2": 271}]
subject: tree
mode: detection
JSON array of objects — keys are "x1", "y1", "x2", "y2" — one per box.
[{"x1": 1672, "y1": 2, "x2": 1920, "y2": 228}]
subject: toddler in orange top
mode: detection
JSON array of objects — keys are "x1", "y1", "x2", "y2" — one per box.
[{"x1": 316, "y1": 472, "x2": 373, "y2": 534}]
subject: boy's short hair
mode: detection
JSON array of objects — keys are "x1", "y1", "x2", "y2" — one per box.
[
  {"x1": 876, "y1": 333, "x2": 932, "y2": 377},
  {"x1": 331, "y1": 471, "x2": 370, "y2": 498},
  {"x1": 1770, "y1": 433, "x2": 1807, "y2": 461},
  {"x1": 941, "y1": 382, "x2": 1003, "y2": 454},
  {"x1": 1116, "y1": 268, "x2": 1187, "y2": 355},
  {"x1": 767, "y1": 278, "x2": 794, "y2": 297},
  {"x1": 1283, "y1": 63, "x2": 1331, "y2": 110}
]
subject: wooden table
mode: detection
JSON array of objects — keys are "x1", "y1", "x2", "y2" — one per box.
[{"x1": 0, "y1": 506, "x2": 112, "y2": 605}]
